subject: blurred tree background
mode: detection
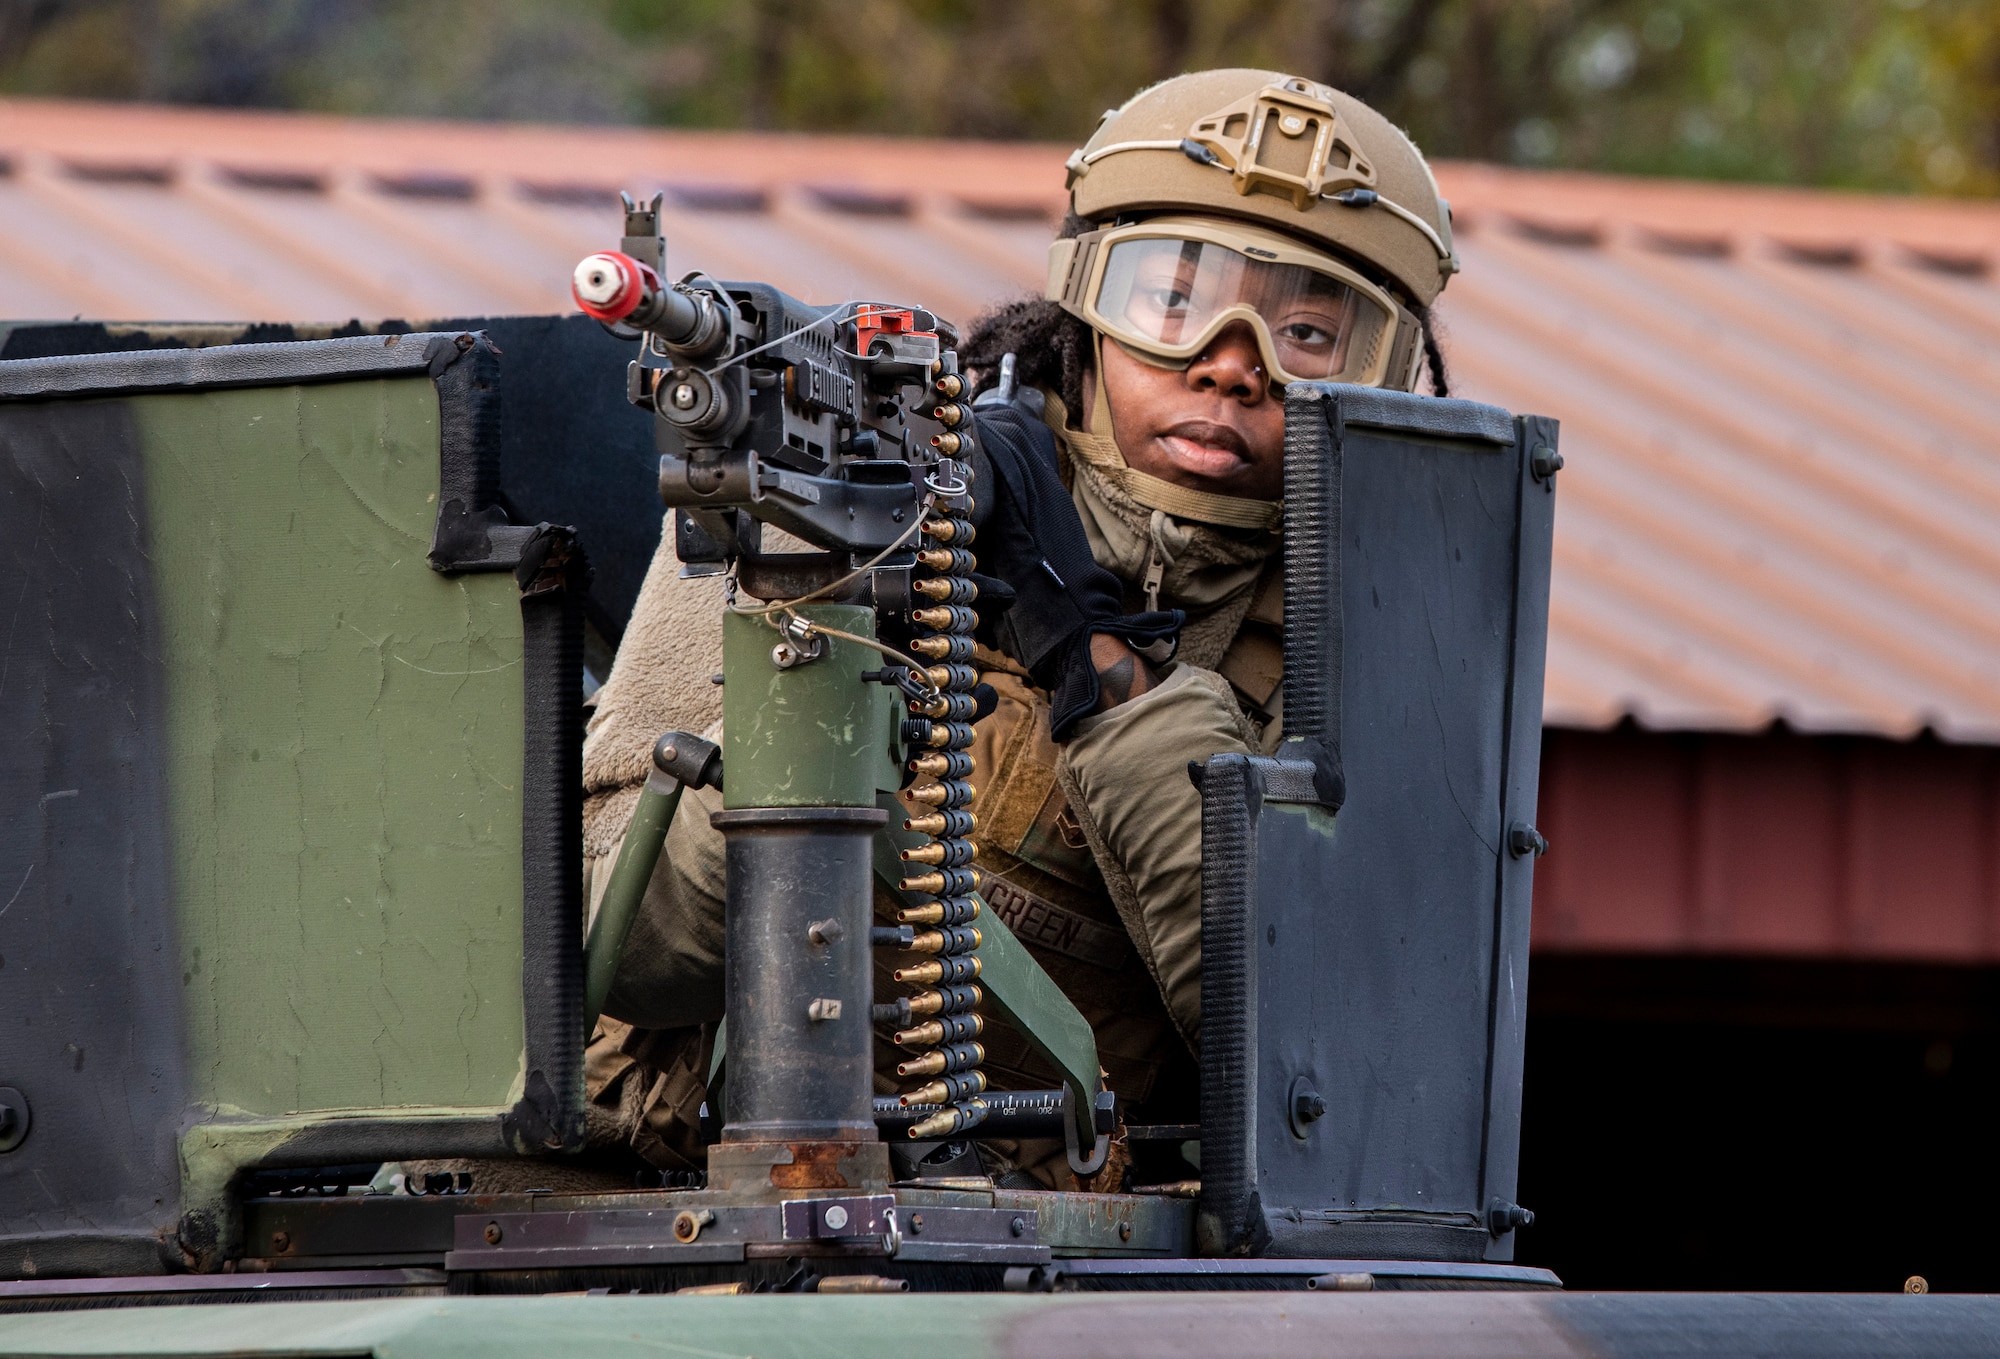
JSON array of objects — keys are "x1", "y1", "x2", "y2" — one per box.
[{"x1": 0, "y1": 0, "x2": 1993, "y2": 195}]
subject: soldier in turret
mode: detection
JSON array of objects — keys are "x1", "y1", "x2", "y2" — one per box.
[{"x1": 579, "y1": 67, "x2": 1459, "y2": 1183}]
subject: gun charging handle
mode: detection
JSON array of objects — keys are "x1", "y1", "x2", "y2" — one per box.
[{"x1": 572, "y1": 250, "x2": 730, "y2": 358}]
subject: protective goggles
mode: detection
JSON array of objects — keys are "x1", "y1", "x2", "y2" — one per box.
[{"x1": 1046, "y1": 216, "x2": 1422, "y2": 390}]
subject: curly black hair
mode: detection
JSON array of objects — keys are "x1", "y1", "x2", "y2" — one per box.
[
  {"x1": 958, "y1": 214, "x2": 1099, "y2": 417},
  {"x1": 959, "y1": 212, "x2": 1452, "y2": 404},
  {"x1": 1416, "y1": 301, "x2": 1451, "y2": 398}
]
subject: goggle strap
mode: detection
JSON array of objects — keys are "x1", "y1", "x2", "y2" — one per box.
[
  {"x1": 1046, "y1": 232, "x2": 1112, "y2": 312},
  {"x1": 1385, "y1": 302, "x2": 1423, "y2": 394},
  {"x1": 1045, "y1": 237, "x2": 1079, "y2": 307}
]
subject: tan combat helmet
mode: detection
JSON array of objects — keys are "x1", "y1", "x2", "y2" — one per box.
[{"x1": 1060, "y1": 68, "x2": 1458, "y2": 309}]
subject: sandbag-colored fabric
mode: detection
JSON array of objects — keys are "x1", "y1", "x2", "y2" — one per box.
[{"x1": 581, "y1": 519, "x2": 726, "y2": 865}]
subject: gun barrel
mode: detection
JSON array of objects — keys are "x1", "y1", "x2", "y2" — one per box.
[{"x1": 571, "y1": 251, "x2": 724, "y2": 355}]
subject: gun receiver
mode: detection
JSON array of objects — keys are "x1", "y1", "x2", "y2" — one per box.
[{"x1": 572, "y1": 193, "x2": 971, "y2": 602}]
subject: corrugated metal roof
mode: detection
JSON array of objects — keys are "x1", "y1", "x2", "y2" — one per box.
[{"x1": 4, "y1": 97, "x2": 1997, "y2": 743}]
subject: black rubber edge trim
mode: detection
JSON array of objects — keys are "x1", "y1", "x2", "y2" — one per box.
[
  {"x1": 1279, "y1": 386, "x2": 1345, "y2": 811},
  {"x1": 1196, "y1": 752, "x2": 1263, "y2": 1258},
  {"x1": 0, "y1": 327, "x2": 527, "y2": 576},
  {"x1": 0, "y1": 331, "x2": 450, "y2": 399},
  {"x1": 511, "y1": 537, "x2": 590, "y2": 1155},
  {"x1": 0, "y1": 1267, "x2": 448, "y2": 1297},
  {"x1": 421, "y1": 330, "x2": 587, "y2": 1152},
  {"x1": 425, "y1": 332, "x2": 522, "y2": 573},
  {"x1": 1054, "y1": 1257, "x2": 1561, "y2": 1282}
]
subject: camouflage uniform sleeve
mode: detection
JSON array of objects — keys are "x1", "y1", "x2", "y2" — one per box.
[
  {"x1": 580, "y1": 779, "x2": 729, "y2": 1165},
  {"x1": 593, "y1": 779, "x2": 731, "y2": 1031},
  {"x1": 1056, "y1": 663, "x2": 1258, "y2": 1052}
]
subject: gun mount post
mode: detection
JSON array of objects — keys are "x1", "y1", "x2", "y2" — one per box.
[{"x1": 705, "y1": 606, "x2": 893, "y2": 1193}]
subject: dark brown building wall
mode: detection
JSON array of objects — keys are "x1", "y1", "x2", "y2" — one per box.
[{"x1": 1533, "y1": 726, "x2": 2000, "y2": 960}]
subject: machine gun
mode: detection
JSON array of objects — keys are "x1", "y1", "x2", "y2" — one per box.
[
  {"x1": 566, "y1": 193, "x2": 1111, "y2": 1195},
  {"x1": 571, "y1": 192, "x2": 976, "y2": 600}
]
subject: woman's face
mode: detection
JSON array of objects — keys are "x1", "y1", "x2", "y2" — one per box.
[{"x1": 1089, "y1": 322, "x2": 1287, "y2": 502}]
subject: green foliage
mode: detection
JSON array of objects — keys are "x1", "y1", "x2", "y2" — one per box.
[
  {"x1": 1391, "y1": 0, "x2": 2000, "y2": 194},
  {"x1": 0, "y1": 0, "x2": 1992, "y2": 194}
]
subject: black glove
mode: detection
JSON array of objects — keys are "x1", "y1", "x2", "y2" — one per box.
[{"x1": 969, "y1": 403, "x2": 1182, "y2": 740}]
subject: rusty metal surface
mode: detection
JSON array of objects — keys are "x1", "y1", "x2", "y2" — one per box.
[
  {"x1": 434, "y1": 1191, "x2": 1058, "y2": 1273},
  {"x1": 245, "y1": 1186, "x2": 1114, "y2": 1272},
  {"x1": 1, "y1": 97, "x2": 1996, "y2": 744}
]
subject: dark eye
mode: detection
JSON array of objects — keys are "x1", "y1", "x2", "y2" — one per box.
[{"x1": 1279, "y1": 321, "x2": 1333, "y2": 346}]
